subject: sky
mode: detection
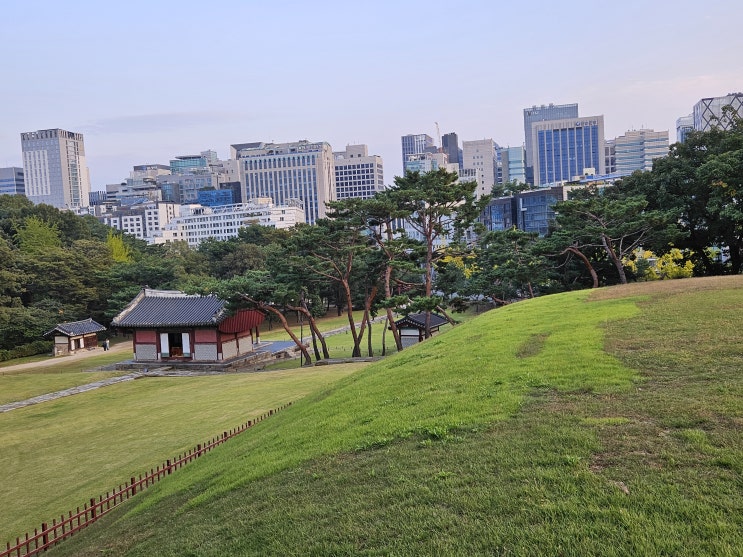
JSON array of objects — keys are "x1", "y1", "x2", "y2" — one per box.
[{"x1": 2, "y1": 0, "x2": 743, "y2": 189}]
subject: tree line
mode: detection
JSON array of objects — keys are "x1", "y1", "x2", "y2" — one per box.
[{"x1": 1, "y1": 119, "x2": 740, "y2": 359}]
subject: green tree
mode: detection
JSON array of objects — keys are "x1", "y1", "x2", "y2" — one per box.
[
  {"x1": 551, "y1": 189, "x2": 674, "y2": 285},
  {"x1": 387, "y1": 168, "x2": 483, "y2": 337},
  {"x1": 107, "y1": 230, "x2": 132, "y2": 263},
  {"x1": 202, "y1": 271, "x2": 313, "y2": 364},
  {"x1": 620, "y1": 116, "x2": 743, "y2": 274},
  {"x1": 470, "y1": 228, "x2": 551, "y2": 304},
  {"x1": 14, "y1": 216, "x2": 62, "y2": 254},
  {"x1": 287, "y1": 220, "x2": 370, "y2": 357},
  {"x1": 326, "y1": 195, "x2": 419, "y2": 352}
]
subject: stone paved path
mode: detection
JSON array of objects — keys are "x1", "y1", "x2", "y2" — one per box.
[{"x1": 0, "y1": 372, "x2": 143, "y2": 413}]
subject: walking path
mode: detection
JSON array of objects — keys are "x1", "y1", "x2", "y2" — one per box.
[
  {"x1": 0, "y1": 372, "x2": 143, "y2": 413},
  {"x1": 0, "y1": 340, "x2": 133, "y2": 374}
]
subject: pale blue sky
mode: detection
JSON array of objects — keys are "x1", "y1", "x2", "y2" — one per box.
[{"x1": 2, "y1": 0, "x2": 742, "y2": 188}]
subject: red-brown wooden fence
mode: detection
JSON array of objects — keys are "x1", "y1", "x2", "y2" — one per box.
[{"x1": 1, "y1": 403, "x2": 291, "y2": 557}]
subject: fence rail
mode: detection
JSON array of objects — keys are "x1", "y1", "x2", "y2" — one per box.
[{"x1": 1, "y1": 403, "x2": 292, "y2": 557}]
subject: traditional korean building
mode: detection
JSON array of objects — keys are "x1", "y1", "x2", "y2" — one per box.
[
  {"x1": 111, "y1": 289, "x2": 264, "y2": 363},
  {"x1": 44, "y1": 318, "x2": 107, "y2": 357},
  {"x1": 393, "y1": 313, "x2": 449, "y2": 348}
]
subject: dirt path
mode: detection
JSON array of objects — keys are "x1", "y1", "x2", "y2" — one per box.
[{"x1": 0, "y1": 340, "x2": 133, "y2": 373}]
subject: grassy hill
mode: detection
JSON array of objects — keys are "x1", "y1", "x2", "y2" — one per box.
[{"x1": 45, "y1": 277, "x2": 743, "y2": 555}]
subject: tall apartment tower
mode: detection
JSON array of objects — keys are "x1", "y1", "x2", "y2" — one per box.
[
  {"x1": 333, "y1": 145, "x2": 384, "y2": 200},
  {"x1": 232, "y1": 140, "x2": 335, "y2": 224},
  {"x1": 21, "y1": 129, "x2": 91, "y2": 208},
  {"x1": 531, "y1": 115, "x2": 605, "y2": 186},
  {"x1": 613, "y1": 129, "x2": 669, "y2": 174},
  {"x1": 693, "y1": 93, "x2": 743, "y2": 132},
  {"x1": 441, "y1": 132, "x2": 461, "y2": 169},
  {"x1": 401, "y1": 133, "x2": 436, "y2": 168},
  {"x1": 462, "y1": 139, "x2": 498, "y2": 199},
  {"x1": 523, "y1": 103, "x2": 579, "y2": 185},
  {"x1": 0, "y1": 167, "x2": 25, "y2": 196}
]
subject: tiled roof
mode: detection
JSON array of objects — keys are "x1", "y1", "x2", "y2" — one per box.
[
  {"x1": 394, "y1": 312, "x2": 449, "y2": 329},
  {"x1": 112, "y1": 289, "x2": 227, "y2": 328},
  {"x1": 45, "y1": 318, "x2": 107, "y2": 338}
]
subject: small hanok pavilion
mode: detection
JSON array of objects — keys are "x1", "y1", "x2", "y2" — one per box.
[{"x1": 44, "y1": 318, "x2": 107, "y2": 357}]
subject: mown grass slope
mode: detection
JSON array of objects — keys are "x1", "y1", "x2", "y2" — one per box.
[{"x1": 46, "y1": 277, "x2": 743, "y2": 555}]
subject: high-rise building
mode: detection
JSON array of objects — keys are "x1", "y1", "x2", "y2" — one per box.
[
  {"x1": 532, "y1": 115, "x2": 605, "y2": 186},
  {"x1": 481, "y1": 185, "x2": 570, "y2": 236},
  {"x1": 676, "y1": 114, "x2": 694, "y2": 143},
  {"x1": 613, "y1": 129, "x2": 669, "y2": 174},
  {"x1": 0, "y1": 167, "x2": 25, "y2": 196},
  {"x1": 499, "y1": 146, "x2": 526, "y2": 185},
  {"x1": 401, "y1": 133, "x2": 436, "y2": 168},
  {"x1": 604, "y1": 140, "x2": 616, "y2": 174},
  {"x1": 462, "y1": 139, "x2": 498, "y2": 199},
  {"x1": 693, "y1": 93, "x2": 743, "y2": 132},
  {"x1": 403, "y1": 151, "x2": 451, "y2": 174},
  {"x1": 523, "y1": 103, "x2": 579, "y2": 185},
  {"x1": 441, "y1": 132, "x2": 461, "y2": 169},
  {"x1": 333, "y1": 145, "x2": 385, "y2": 200},
  {"x1": 21, "y1": 128, "x2": 91, "y2": 208},
  {"x1": 232, "y1": 140, "x2": 335, "y2": 224}
]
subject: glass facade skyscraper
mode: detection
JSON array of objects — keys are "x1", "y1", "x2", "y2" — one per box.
[
  {"x1": 0, "y1": 167, "x2": 25, "y2": 196},
  {"x1": 523, "y1": 103, "x2": 579, "y2": 185},
  {"x1": 441, "y1": 132, "x2": 460, "y2": 168},
  {"x1": 401, "y1": 133, "x2": 435, "y2": 168},
  {"x1": 676, "y1": 114, "x2": 694, "y2": 143},
  {"x1": 532, "y1": 116, "x2": 605, "y2": 186}
]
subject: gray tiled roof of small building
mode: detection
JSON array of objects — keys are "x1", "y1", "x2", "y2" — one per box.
[
  {"x1": 112, "y1": 289, "x2": 226, "y2": 328},
  {"x1": 45, "y1": 318, "x2": 107, "y2": 338},
  {"x1": 395, "y1": 313, "x2": 448, "y2": 328}
]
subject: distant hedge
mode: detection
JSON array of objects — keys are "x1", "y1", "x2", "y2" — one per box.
[{"x1": 0, "y1": 340, "x2": 53, "y2": 362}]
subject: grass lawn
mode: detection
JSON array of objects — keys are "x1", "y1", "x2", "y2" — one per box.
[
  {"x1": 11, "y1": 277, "x2": 743, "y2": 556},
  {"x1": 43, "y1": 276, "x2": 743, "y2": 556},
  {"x1": 0, "y1": 364, "x2": 362, "y2": 540},
  {"x1": 0, "y1": 350, "x2": 135, "y2": 406}
]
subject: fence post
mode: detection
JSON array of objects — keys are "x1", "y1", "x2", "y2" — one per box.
[
  {"x1": 90, "y1": 498, "x2": 97, "y2": 520},
  {"x1": 41, "y1": 522, "x2": 48, "y2": 548},
  {"x1": 131, "y1": 477, "x2": 137, "y2": 495},
  {"x1": 167, "y1": 459, "x2": 172, "y2": 475}
]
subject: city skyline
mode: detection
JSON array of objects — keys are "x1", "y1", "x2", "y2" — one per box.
[{"x1": 1, "y1": 0, "x2": 742, "y2": 189}]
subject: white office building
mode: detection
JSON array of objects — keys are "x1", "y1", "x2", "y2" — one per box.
[
  {"x1": 462, "y1": 139, "x2": 498, "y2": 199},
  {"x1": 232, "y1": 140, "x2": 335, "y2": 224},
  {"x1": 151, "y1": 198, "x2": 305, "y2": 246},
  {"x1": 21, "y1": 128, "x2": 91, "y2": 209},
  {"x1": 333, "y1": 145, "x2": 384, "y2": 200},
  {"x1": 613, "y1": 129, "x2": 669, "y2": 174}
]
